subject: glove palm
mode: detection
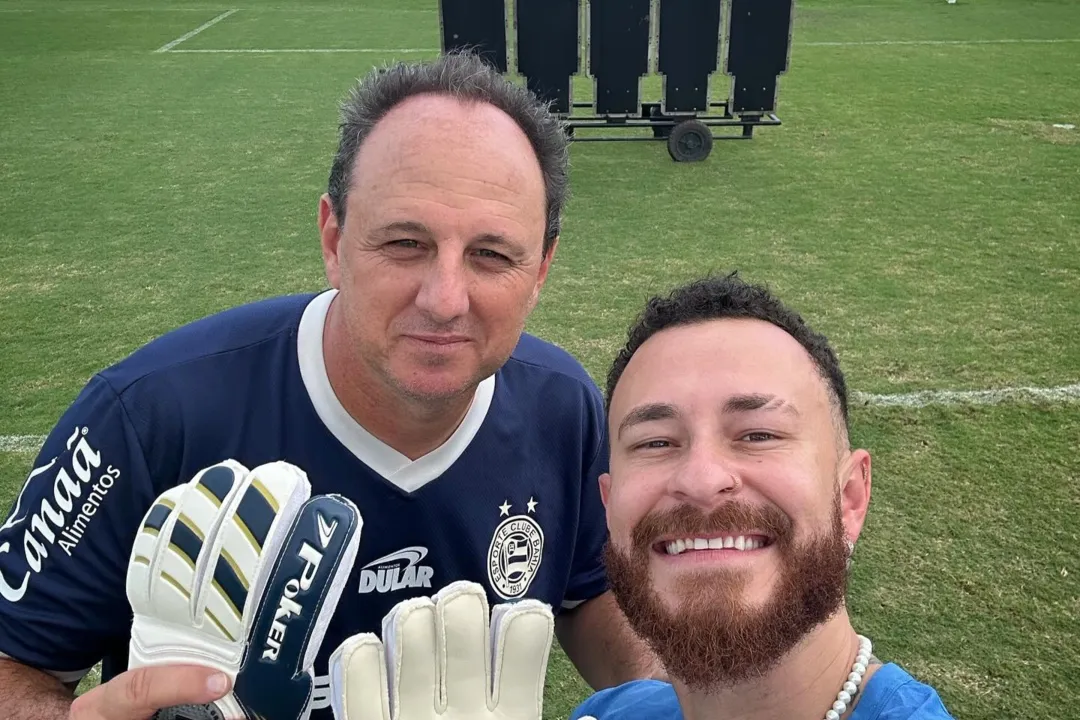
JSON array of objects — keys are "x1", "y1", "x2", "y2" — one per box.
[{"x1": 329, "y1": 581, "x2": 554, "y2": 720}]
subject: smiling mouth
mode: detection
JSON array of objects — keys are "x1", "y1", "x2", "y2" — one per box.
[{"x1": 654, "y1": 534, "x2": 775, "y2": 555}]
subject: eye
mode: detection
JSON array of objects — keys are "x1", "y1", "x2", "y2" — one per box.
[
  {"x1": 389, "y1": 239, "x2": 420, "y2": 249},
  {"x1": 473, "y1": 248, "x2": 510, "y2": 262},
  {"x1": 632, "y1": 439, "x2": 672, "y2": 451},
  {"x1": 740, "y1": 431, "x2": 778, "y2": 442}
]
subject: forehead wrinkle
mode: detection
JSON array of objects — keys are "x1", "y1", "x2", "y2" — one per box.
[
  {"x1": 767, "y1": 397, "x2": 801, "y2": 417},
  {"x1": 375, "y1": 176, "x2": 542, "y2": 217},
  {"x1": 353, "y1": 146, "x2": 543, "y2": 216}
]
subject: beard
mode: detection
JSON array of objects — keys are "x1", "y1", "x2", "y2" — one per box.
[{"x1": 604, "y1": 494, "x2": 850, "y2": 691}]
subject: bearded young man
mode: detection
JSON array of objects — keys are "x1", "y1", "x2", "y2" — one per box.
[{"x1": 572, "y1": 273, "x2": 953, "y2": 720}]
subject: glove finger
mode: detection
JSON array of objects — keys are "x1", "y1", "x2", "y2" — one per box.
[
  {"x1": 232, "y1": 491, "x2": 363, "y2": 720},
  {"x1": 297, "y1": 492, "x2": 363, "y2": 672},
  {"x1": 329, "y1": 634, "x2": 391, "y2": 720},
  {"x1": 220, "y1": 461, "x2": 313, "y2": 638},
  {"x1": 434, "y1": 581, "x2": 490, "y2": 711},
  {"x1": 490, "y1": 600, "x2": 554, "y2": 720},
  {"x1": 386, "y1": 596, "x2": 440, "y2": 718},
  {"x1": 126, "y1": 484, "x2": 188, "y2": 620}
]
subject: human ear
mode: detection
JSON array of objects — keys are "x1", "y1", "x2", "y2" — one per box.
[
  {"x1": 839, "y1": 449, "x2": 871, "y2": 543},
  {"x1": 318, "y1": 193, "x2": 343, "y2": 288}
]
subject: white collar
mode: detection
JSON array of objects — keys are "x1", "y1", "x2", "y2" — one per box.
[{"x1": 297, "y1": 289, "x2": 495, "y2": 493}]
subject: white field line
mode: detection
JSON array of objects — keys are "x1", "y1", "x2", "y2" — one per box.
[
  {"x1": 850, "y1": 382, "x2": 1080, "y2": 408},
  {"x1": 166, "y1": 47, "x2": 437, "y2": 54},
  {"x1": 2, "y1": 383, "x2": 1077, "y2": 453},
  {"x1": 154, "y1": 8, "x2": 238, "y2": 54},
  {"x1": 0, "y1": 7, "x2": 217, "y2": 11},
  {"x1": 0, "y1": 436, "x2": 46, "y2": 453},
  {"x1": 803, "y1": 38, "x2": 1080, "y2": 47},
  {"x1": 159, "y1": 38, "x2": 1080, "y2": 55},
  {"x1": 0, "y1": 6, "x2": 432, "y2": 11}
]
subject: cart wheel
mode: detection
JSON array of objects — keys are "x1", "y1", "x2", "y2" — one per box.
[{"x1": 667, "y1": 120, "x2": 713, "y2": 162}]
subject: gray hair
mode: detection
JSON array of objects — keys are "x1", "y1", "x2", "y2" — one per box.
[{"x1": 327, "y1": 50, "x2": 570, "y2": 255}]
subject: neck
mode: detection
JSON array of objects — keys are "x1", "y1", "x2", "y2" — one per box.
[
  {"x1": 322, "y1": 299, "x2": 474, "y2": 461},
  {"x1": 673, "y1": 613, "x2": 873, "y2": 720}
]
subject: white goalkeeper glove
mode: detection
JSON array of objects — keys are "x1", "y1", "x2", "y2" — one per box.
[
  {"x1": 125, "y1": 459, "x2": 362, "y2": 720},
  {"x1": 327, "y1": 581, "x2": 555, "y2": 720}
]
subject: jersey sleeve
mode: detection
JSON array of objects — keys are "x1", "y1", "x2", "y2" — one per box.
[
  {"x1": 0, "y1": 374, "x2": 159, "y2": 682},
  {"x1": 560, "y1": 384, "x2": 612, "y2": 610}
]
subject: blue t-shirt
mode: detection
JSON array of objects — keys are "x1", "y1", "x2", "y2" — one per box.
[
  {"x1": 571, "y1": 663, "x2": 954, "y2": 719},
  {"x1": 0, "y1": 289, "x2": 611, "y2": 718}
]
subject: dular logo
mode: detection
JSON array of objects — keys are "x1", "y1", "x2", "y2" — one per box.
[
  {"x1": 487, "y1": 499, "x2": 544, "y2": 600},
  {"x1": 357, "y1": 546, "x2": 434, "y2": 594}
]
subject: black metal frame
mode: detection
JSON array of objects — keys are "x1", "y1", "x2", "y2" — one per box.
[{"x1": 563, "y1": 100, "x2": 780, "y2": 143}]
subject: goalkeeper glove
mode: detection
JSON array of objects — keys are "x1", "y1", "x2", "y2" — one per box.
[
  {"x1": 327, "y1": 580, "x2": 555, "y2": 720},
  {"x1": 125, "y1": 459, "x2": 362, "y2": 720}
]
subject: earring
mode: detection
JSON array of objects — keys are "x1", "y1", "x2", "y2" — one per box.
[{"x1": 845, "y1": 538, "x2": 855, "y2": 570}]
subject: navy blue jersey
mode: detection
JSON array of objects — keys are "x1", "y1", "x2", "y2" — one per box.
[{"x1": 0, "y1": 290, "x2": 610, "y2": 715}]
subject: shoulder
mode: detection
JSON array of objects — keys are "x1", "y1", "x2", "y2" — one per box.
[
  {"x1": 496, "y1": 333, "x2": 608, "y2": 449},
  {"x1": 852, "y1": 664, "x2": 955, "y2": 720},
  {"x1": 571, "y1": 680, "x2": 681, "y2": 720},
  {"x1": 96, "y1": 293, "x2": 316, "y2": 395},
  {"x1": 503, "y1": 332, "x2": 604, "y2": 404}
]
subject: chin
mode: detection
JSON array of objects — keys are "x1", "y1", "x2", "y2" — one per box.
[
  {"x1": 397, "y1": 377, "x2": 472, "y2": 402},
  {"x1": 385, "y1": 344, "x2": 503, "y2": 401},
  {"x1": 651, "y1": 564, "x2": 779, "y2": 611},
  {"x1": 388, "y1": 366, "x2": 481, "y2": 402}
]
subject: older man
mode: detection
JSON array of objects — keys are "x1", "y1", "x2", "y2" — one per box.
[
  {"x1": 572, "y1": 273, "x2": 953, "y2": 720},
  {"x1": 0, "y1": 51, "x2": 653, "y2": 720}
]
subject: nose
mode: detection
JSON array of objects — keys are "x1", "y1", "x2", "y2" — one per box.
[
  {"x1": 414, "y1": 250, "x2": 470, "y2": 323},
  {"x1": 667, "y1": 442, "x2": 740, "y2": 508}
]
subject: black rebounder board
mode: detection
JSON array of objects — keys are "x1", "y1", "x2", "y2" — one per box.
[
  {"x1": 587, "y1": 0, "x2": 652, "y2": 116},
  {"x1": 726, "y1": 0, "x2": 794, "y2": 113},
  {"x1": 439, "y1": 0, "x2": 508, "y2": 72},
  {"x1": 435, "y1": 0, "x2": 794, "y2": 162},
  {"x1": 516, "y1": 0, "x2": 579, "y2": 115},
  {"x1": 657, "y1": 0, "x2": 723, "y2": 114}
]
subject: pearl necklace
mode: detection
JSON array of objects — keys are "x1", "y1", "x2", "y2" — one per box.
[{"x1": 823, "y1": 635, "x2": 873, "y2": 720}]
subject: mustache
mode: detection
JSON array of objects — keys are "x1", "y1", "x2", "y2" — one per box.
[{"x1": 631, "y1": 501, "x2": 793, "y2": 550}]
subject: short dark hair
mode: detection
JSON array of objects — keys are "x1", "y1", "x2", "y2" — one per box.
[
  {"x1": 326, "y1": 49, "x2": 569, "y2": 256},
  {"x1": 606, "y1": 272, "x2": 850, "y2": 436}
]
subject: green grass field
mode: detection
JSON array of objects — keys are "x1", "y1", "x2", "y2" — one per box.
[{"x1": 2, "y1": 0, "x2": 1078, "y2": 717}]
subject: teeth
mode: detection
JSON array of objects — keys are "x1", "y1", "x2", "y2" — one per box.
[{"x1": 664, "y1": 536, "x2": 768, "y2": 555}]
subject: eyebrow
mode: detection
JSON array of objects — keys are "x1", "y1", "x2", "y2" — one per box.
[
  {"x1": 617, "y1": 402, "x2": 679, "y2": 439},
  {"x1": 723, "y1": 393, "x2": 800, "y2": 417}
]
